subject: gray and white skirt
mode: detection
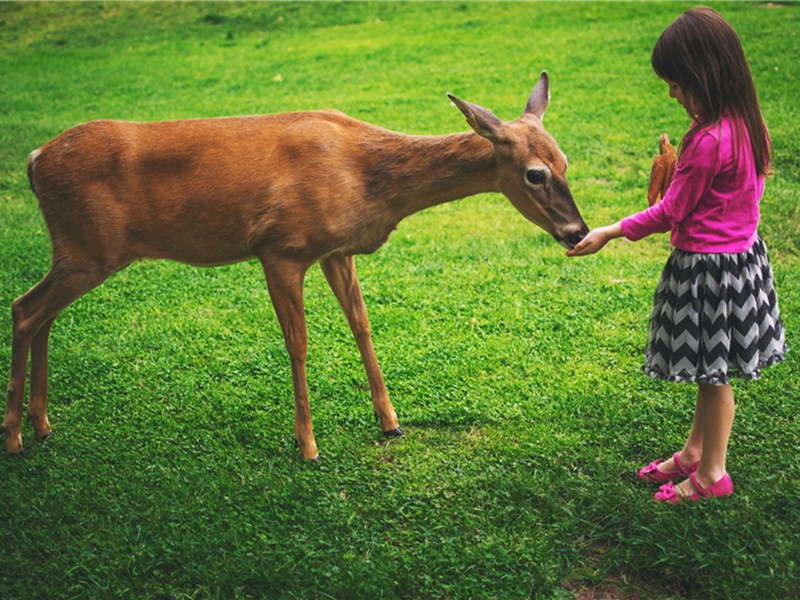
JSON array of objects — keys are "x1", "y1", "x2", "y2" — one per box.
[{"x1": 643, "y1": 237, "x2": 788, "y2": 385}]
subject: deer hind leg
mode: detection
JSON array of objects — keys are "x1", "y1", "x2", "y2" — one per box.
[
  {"x1": 320, "y1": 254, "x2": 403, "y2": 437},
  {"x1": 28, "y1": 317, "x2": 55, "y2": 440},
  {"x1": 4, "y1": 263, "x2": 111, "y2": 455},
  {"x1": 259, "y1": 256, "x2": 318, "y2": 460}
]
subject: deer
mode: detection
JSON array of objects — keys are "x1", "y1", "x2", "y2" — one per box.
[{"x1": 5, "y1": 72, "x2": 588, "y2": 461}]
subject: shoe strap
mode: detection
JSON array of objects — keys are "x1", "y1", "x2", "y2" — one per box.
[
  {"x1": 672, "y1": 452, "x2": 691, "y2": 477},
  {"x1": 688, "y1": 472, "x2": 709, "y2": 498}
]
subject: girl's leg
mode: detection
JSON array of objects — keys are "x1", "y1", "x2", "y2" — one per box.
[
  {"x1": 696, "y1": 382, "x2": 735, "y2": 483},
  {"x1": 681, "y1": 392, "x2": 705, "y2": 465},
  {"x1": 653, "y1": 389, "x2": 705, "y2": 473},
  {"x1": 674, "y1": 382, "x2": 735, "y2": 496}
]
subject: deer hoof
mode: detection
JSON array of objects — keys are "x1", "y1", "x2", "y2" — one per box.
[
  {"x1": 383, "y1": 427, "x2": 405, "y2": 438},
  {"x1": 4, "y1": 430, "x2": 24, "y2": 457},
  {"x1": 39, "y1": 432, "x2": 54, "y2": 441},
  {"x1": 295, "y1": 438, "x2": 320, "y2": 461}
]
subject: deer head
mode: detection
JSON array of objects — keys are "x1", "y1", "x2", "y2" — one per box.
[{"x1": 448, "y1": 72, "x2": 588, "y2": 249}]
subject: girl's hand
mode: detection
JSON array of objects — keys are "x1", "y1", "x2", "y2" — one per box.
[{"x1": 566, "y1": 223, "x2": 623, "y2": 256}]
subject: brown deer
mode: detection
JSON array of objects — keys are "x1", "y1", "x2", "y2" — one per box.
[{"x1": 5, "y1": 72, "x2": 587, "y2": 460}]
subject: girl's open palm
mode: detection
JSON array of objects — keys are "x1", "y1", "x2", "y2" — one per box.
[{"x1": 566, "y1": 227, "x2": 613, "y2": 256}]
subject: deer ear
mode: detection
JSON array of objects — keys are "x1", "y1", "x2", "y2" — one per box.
[
  {"x1": 524, "y1": 71, "x2": 550, "y2": 120},
  {"x1": 447, "y1": 93, "x2": 505, "y2": 141}
]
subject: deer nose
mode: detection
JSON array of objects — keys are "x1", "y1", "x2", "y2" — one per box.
[
  {"x1": 567, "y1": 231, "x2": 585, "y2": 246},
  {"x1": 566, "y1": 228, "x2": 587, "y2": 248}
]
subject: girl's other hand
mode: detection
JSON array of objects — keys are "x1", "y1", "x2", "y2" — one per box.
[{"x1": 566, "y1": 223, "x2": 622, "y2": 256}]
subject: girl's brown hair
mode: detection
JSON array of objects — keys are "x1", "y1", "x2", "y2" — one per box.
[{"x1": 651, "y1": 7, "x2": 771, "y2": 177}]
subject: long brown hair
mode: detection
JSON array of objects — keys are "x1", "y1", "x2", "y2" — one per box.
[{"x1": 651, "y1": 7, "x2": 771, "y2": 177}]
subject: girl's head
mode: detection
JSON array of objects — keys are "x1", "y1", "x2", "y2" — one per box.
[{"x1": 651, "y1": 7, "x2": 770, "y2": 176}]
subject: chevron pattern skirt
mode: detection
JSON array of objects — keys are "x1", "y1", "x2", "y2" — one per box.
[{"x1": 643, "y1": 237, "x2": 787, "y2": 385}]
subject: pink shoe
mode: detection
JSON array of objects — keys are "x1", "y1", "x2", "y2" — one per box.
[
  {"x1": 638, "y1": 452, "x2": 700, "y2": 484},
  {"x1": 654, "y1": 472, "x2": 734, "y2": 504}
]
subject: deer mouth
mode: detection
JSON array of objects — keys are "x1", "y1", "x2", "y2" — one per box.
[{"x1": 556, "y1": 227, "x2": 588, "y2": 250}]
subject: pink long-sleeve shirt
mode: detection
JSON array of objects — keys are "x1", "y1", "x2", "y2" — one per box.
[{"x1": 621, "y1": 115, "x2": 764, "y2": 253}]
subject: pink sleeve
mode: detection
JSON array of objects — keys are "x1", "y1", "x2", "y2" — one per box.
[{"x1": 621, "y1": 130, "x2": 721, "y2": 241}]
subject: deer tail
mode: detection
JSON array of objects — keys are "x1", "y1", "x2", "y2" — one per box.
[{"x1": 27, "y1": 148, "x2": 42, "y2": 196}]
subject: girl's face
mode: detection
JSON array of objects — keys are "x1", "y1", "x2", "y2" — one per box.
[{"x1": 665, "y1": 79, "x2": 698, "y2": 117}]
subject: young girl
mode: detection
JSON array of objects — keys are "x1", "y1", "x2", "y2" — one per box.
[{"x1": 567, "y1": 7, "x2": 788, "y2": 503}]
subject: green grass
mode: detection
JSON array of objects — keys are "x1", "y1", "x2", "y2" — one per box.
[{"x1": 1, "y1": 2, "x2": 799, "y2": 599}]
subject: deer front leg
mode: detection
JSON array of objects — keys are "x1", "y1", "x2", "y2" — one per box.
[
  {"x1": 320, "y1": 254, "x2": 403, "y2": 437},
  {"x1": 260, "y1": 256, "x2": 318, "y2": 461}
]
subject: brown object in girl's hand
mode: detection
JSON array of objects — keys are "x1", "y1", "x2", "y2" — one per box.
[{"x1": 647, "y1": 133, "x2": 677, "y2": 206}]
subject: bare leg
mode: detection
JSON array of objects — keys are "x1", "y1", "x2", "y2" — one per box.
[
  {"x1": 655, "y1": 388, "x2": 705, "y2": 473},
  {"x1": 260, "y1": 256, "x2": 318, "y2": 460},
  {"x1": 320, "y1": 254, "x2": 402, "y2": 436},
  {"x1": 674, "y1": 383, "x2": 735, "y2": 496},
  {"x1": 680, "y1": 391, "x2": 705, "y2": 465}
]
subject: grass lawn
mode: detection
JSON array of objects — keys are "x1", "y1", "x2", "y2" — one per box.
[{"x1": 1, "y1": 2, "x2": 798, "y2": 599}]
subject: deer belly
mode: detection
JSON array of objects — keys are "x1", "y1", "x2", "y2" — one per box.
[
  {"x1": 125, "y1": 200, "x2": 255, "y2": 266},
  {"x1": 338, "y1": 220, "x2": 397, "y2": 255}
]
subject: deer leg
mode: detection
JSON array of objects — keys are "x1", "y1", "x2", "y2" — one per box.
[
  {"x1": 28, "y1": 317, "x2": 55, "y2": 440},
  {"x1": 259, "y1": 256, "x2": 318, "y2": 461},
  {"x1": 5, "y1": 264, "x2": 110, "y2": 455},
  {"x1": 5, "y1": 316, "x2": 33, "y2": 456},
  {"x1": 5, "y1": 273, "x2": 57, "y2": 455},
  {"x1": 320, "y1": 254, "x2": 403, "y2": 437}
]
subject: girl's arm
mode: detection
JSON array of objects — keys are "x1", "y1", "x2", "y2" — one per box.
[{"x1": 566, "y1": 222, "x2": 623, "y2": 256}]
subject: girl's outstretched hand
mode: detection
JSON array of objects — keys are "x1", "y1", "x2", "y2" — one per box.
[{"x1": 566, "y1": 223, "x2": 623, "y2": 257}]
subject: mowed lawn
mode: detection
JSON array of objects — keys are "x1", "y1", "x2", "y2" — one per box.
[{"x1": 1, "y1": 2, "x2": 798, "y2": 599}]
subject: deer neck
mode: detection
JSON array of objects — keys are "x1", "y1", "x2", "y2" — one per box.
[{"x1": 363, "y1": 132, "x2": 497, "y2": 220}]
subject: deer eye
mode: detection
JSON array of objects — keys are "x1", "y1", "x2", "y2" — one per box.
[{"x1": 526, "y1": 168, "x2": 547, "y2": 186}]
